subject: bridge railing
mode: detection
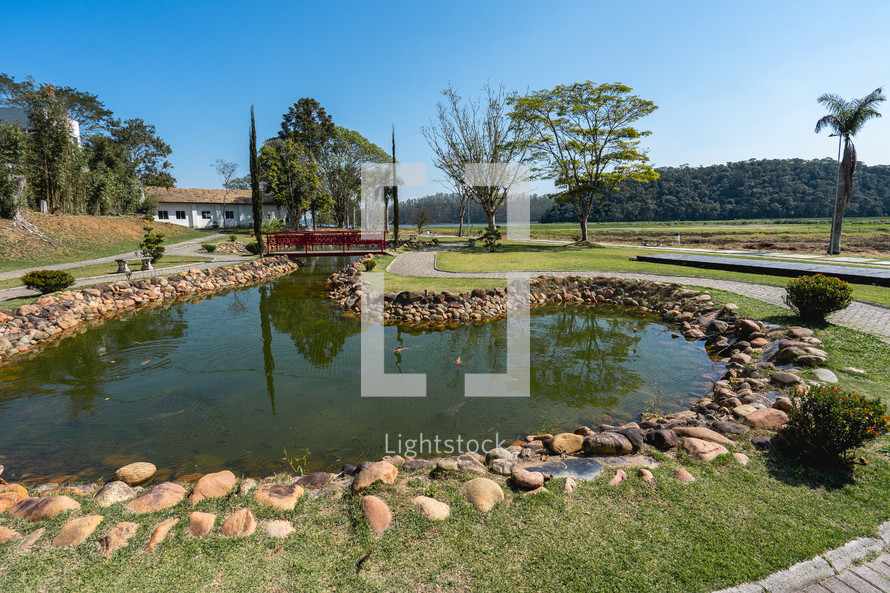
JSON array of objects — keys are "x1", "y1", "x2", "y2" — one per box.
[{"x1": 264, "y1": 230, "x2": 387, "y2": 256}]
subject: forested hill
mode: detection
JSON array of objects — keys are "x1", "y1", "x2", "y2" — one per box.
[
  {"x1": 397, "y1": 193, "x2": 554, "y2": 225},
  {"x1": 541, "y1": 158, "x2": 890, "y2": 223}
]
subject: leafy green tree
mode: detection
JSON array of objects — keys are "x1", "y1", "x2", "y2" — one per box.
[
  {"x1": 0, "y1": 73, "x2": 112, "y2": 134},
  {"x1": 249, "y1": 105, "x2": 264, "y2": 251},
  {"x1": 815, "y1": 87, "x2": 886, "y2": 254},
  {"x1": 84, "y1": 134, "x2": 141, "y2": 214},
  {"x1": 109, "y1": 118, "x2": 175, "y2": 187},
  {"x1": 410, "y1": 207, "x2": 431, "y2": 233},
  {"x1": 227, "y1": 174, "x2": 251, "y2": 190},
  {"x1": 140, "y1": 220, "x2": 166, "y2": 262},
  {"x1": 260, "y1": 137, "x2": 322, "y2": 227},
  {"x1": 508, "y1": 81, "x2": 659, "y2": 242},
  {"x1": 0, "y1": 122, "x2": 29, "y2": 217},
  {"x1": 320, "y1": 126, "x2": 389, "y2": 228}
]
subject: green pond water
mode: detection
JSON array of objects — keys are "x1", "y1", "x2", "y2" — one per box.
[{"x1": 0, "y1": 259, "x2": 722, "y2": 483}]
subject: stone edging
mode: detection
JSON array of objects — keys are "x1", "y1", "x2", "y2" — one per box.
[{"x1": 0, "y1": 256, "x2": 300, "y2": 365}]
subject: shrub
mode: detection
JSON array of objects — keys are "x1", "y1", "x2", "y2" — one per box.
[
  {"x1": 785, "y1": 385, "x2": 889, "y2": 461},
  {"x1": 362, "y1": 258, "x2": 377, "y2": 271},
  {"x1": 228, "y1": 235, "x2": 237, "y2": 242},
  {"x1": 202, "y1": 243, "x2": 217, "y2": 253},
  {"x1": 261, "y1": 218, "x2": 286, "y2": 233},
  {"x1": 140, "y1": 222, "x2": 166, "y2": 263},
  {"x1": 245, "y1": 241, "x2": 262, "y2": 255},
  {"x1": 21, "y1": 270, "x2": 76, "y2": 294},
  {"x1": 481, "y1": 226, "x2": 502, "y2": 253},
  {"x1": 784, "y1": 274, "x2": 852, "y2": 321}
]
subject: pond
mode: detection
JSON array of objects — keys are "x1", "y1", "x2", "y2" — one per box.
[{"x1": 0, "y1": 259, "x2": 722, "y2": 483}]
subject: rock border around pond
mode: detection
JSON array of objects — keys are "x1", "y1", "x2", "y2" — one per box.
[{"x1": 0, "y1": 256, "x2": 299, "y2": 364}]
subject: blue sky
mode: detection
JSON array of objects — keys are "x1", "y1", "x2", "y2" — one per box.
[{"x1": 4, "y1": 0, "x2": 889, "y2": 199}]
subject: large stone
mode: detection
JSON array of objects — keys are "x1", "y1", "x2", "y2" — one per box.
[
  {"x1": 189, "y1": 470, "x2": 236, "y2": 504},
  {"x1": 639, "y1": 469, "x2": 654, "y2": 482},
  {"x1": 401, "y1": 459, "x2": 432, "y2": 472},
  {"x1": 745, "y1": 408, "x2": 789, "y2": 429},
  {"x1": 51, "y1": 515, "x2": 103, "y2": 548},
  {"x1": 489, "y1": 458, "x2": 514, "y2": 475},
  {"x1": 8, "y1": 496, "x2": 80, "y2": 521},
  {"x1": 460, "y1": 478, "x2": 504, "y2": 512},
  {"x1": 254, "y1": 483, "x2": 304, "y2": 510},
  {"x1": 645, "y1": 429, "x2": 680, "y2": 450},
  {"x1": 360, "y1": 495, "x2": 392, "y2": 535},
  {"x1": 609, "y1": 470, "x2": 627, "y2": 486},
  {"x1": 770, "y1": 372, "x2": 803, "y2": 386},
  {"x1": 436, "y1": 455, "x2": 486, "y2": 473},
  {"x1": 812, "y1": 368, "x2": 838, "y2": 383},
  {"x1": 619, "y1": 427, "x2": 646, "y2": 452},
  {"x1": 412, "y1": 496, "x2": 450, "y2": 520},
  {"x1": 126, "y1": 482, "x2": 186, "y2": 514},
  {"x1": 675, "y1": 468, "x2": 695, "y2": 483},
  {"x1": 511, "y1": 467, "x2": 545, "y2": 490},
  {"x1": 351, "y1": 461, "x2": 398, "y2": 493},
  {"x1": 113, "y1": 462, "x2": 156, "y2": 485},
  {"x1": 582, "y1": 432, "x2": 633, "y2": 455},
  {"x1": 732, "y1": 404, "x2": 757, "y2": 418},
  {"x1": 262, "y1": 520, "x2": 295, "y2": 538},
  {"x1": 238, "y1": 478, "x2": 257, "y2": 495},
  {"x1": 98, "y1": 522, "x2": 138, "y2": 558},
  {"x1": 16, "y1": 528, "x2": 45, "y2": 552},
  {"x1": 220, "y1": 507, "x2": 256, "y2": 538},
  {"x1": 682, "y1": 438, "x2": 729, "y2": 462},
  {"x1": 672, "y1": 426, "x2": 734, "y2": 446},
  {"x1": 94, "y1": 481, "x2": 136, "y2": 507},
  {"x1": 294, "y1": 472, "x2": 333, "y2": 488},
  {"x1": 145, "y1": 517, "x2": 178, "y2": 552},
  {"x1": 485, "y1": 448, "x2": 513, "y2": 463},
  {"x1": 0, "y1": 526, "x2": 21, "y2": 543},
  {"x1": 549, "y1": 433, "x2": 584, "y2": 454},
  {"x1": 0, "y1": 484, "x2": 28, "y2": 513},
  {"x1": 711, "y1": 421, "x2": 750, "y2": 435},
  {"x1": 189, "y1": 511, "x2": 216, "y2": 537}
]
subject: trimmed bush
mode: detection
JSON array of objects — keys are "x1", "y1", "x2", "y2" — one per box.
[
  {"x1": 228, "y1": 235, "x2": 237, "y2": 242},
  {"x1": 481, "y1": 226, "x2": 502, "y2": 253},
  {"x1": 21, "y1": 270, "x2": 76, "y2": 294},
  {"x1": 784, "y1": 274, "x2": 852, "y2": 321},
  {"x1": 362, "y1": 259, "x2": 377, "y2": 271},
  {"x1": 785, "y1": 385, "x2": 889, "y2": 461},
  {"x1": 202, "y1": 243, "x2": 217, "y2": 253},
  {"x1": 245, "y1": 242, "x2": 262, "y2": 255}
]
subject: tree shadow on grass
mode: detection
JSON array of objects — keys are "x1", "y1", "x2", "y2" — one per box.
[{"x1": 764, "y1": 445, "x2": 855, "y2": 491}]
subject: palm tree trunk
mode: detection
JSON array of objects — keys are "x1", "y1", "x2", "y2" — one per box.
[{"x1": 830, "y1": 139, "x2": 854, "y2": 254}]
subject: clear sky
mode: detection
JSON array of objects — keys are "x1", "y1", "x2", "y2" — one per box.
[{"x1": 4, "y1": 0, "x2": 889, "y2": 199}]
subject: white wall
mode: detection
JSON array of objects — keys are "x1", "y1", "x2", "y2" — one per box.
[{"x1": 155, "y1": 202, "x2": 286, "y2": 229}]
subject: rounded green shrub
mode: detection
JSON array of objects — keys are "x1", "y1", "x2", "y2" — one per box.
[
  {"x1": 202, "y1": 243, "x2": 217, "y2": 253},
  {"x1": 362, "y1": 258, "x2": 377, "y2": 271},
  {"x1": 785, "y1": 385, "x2": 889, "y2": 461},
  {"x1": 784, "y1": 274, "x2": 852, "y2": 321},
  {"x1": 21, "y1": 270, "x2": 76, "y2": 294},
  {"x1": 245, "y1": 242, "x2": 262, "y2": 255}
]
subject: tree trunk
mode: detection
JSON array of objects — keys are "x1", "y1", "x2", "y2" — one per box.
[
  {"x1": 486, "y1": 210, "x2": 496, "y2": 231},
  {"x1": 579, "y1": 215, "x2": 589, "y2": 242},
  {"x1": 830, "y1": 140, "x2": 854, "y2": 254}
]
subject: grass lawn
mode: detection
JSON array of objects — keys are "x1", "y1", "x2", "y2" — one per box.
[
  {"x1": 2, "y1": 444, "x2": 890, "y2": 592},
  {"x1": 0, "y1": 256, "x2": 214, "y2": 290},
  {"x1": 435, "y1": 243, "x2": 890, "y2": 307}
]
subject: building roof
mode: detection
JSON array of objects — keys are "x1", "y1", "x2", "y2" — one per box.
[{"x1": 146, "y1": 186, "x2": 277, "y2": 206}]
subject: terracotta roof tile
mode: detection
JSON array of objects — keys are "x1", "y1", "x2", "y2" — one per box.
[{"x1": 146, "y1": 186, "x2": 276, "y2": 205}]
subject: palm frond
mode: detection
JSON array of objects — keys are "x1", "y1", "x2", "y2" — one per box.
[
  {"x1": 817, "y1": 93, "x2": 848, "y2": 115},
  {"x1": 814, "y1": 114, "x2": 839, "y2": 134}
]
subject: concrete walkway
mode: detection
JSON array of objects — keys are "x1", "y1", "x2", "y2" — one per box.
[{"x1": 387, "y1": 245, "x2": 890, "y2": 342}]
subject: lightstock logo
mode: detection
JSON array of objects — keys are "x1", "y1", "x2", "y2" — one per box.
[{"x1": 358, "y1": 162, "x2": 531, "y2": 400}]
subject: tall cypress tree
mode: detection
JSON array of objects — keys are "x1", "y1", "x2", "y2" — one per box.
[
  {"x1": 249, "y1": 105, "x2": 264, "y2": 253},
  {"x1": 391, "y1": 125, "x2": 399, "y2": 245}
]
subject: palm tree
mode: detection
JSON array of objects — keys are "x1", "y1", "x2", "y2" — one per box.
[{"x1": 815, "y1": 87, "x2": 885, "y2": 254}]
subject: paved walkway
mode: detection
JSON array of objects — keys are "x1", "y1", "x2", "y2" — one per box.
[{"x1": 387, "y1": 246, "x2": 890, "y2": 342}]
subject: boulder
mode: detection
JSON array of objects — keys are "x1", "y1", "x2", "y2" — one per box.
[
  {"x1": 774, "y1": 396, "x2": 793, "y2": 412},
  {"x1": 0, "y1": 526, "x2": 21, "y2": 543},
  {"x1": 548, "y1": 433, "x2": 584, "y2": 454},
  {"x1": 188, "y1": 512, "x2": 216, "y2": 537},
  {"x1": 485, "y1": 448, "x2": 513, "y2": 463},
  {"x1": 609, "y1": 470, "x2": 627, "y2": 486},
  {"x1": 94, "y1": 481, "x2": 136, "y2": 507},
  {"x1": 710, "y1": 421, "x2": 750, "y2": 435},
  {"x1": 413, "y1": 496, "x2": 451, "y2": 521},
  {"x1": 351, "y1": 461, "x2": 398, "y2": 493},
  {"x1": 770, "y1": 372, "x2": 803, "y2": 386},
  {"x1": 460, "y1": 478, "x2": 504, "y2": 512},
  {"x1": 645, "y1": 429, "x2": 680, "y2": 450},
  {"x1": 0, "y1": 484, "x2": 28, "y2": 513},
  {"x1": 436, "y1": 455, "x2": 486, "y2": 473},
  {"x1": 262, "y1": 520, "x2": 295, "y2": 538},
  {"x1": 126, "y1": 482, "x2": 186, "y2": 514},
  {"x1": 675, "y1": 468, "x2": 695, "y2": 483},
  {"x1": 564, "y1": 477, "x2": 578, "y2": 493},
  {"x1": 812, "y1": 368, "x2": 839, "y2": 383},
  {"x1": 733, "y1": 404, "x2": 757, "y2": 418},
  {"x1": 254, "y1": 483, "x2": 304, "y2": 511},
  {"x1": 361, "y1": 495, "x2": 393, "y2": 535},
  {"x1": 189, "y1": 470, "x2": 236, "y2": 504},
  {"x1": 745, "y1": 408, "x2": 789, "y2": 429},
  {"x1": 401, "y1": 459, "x2": 432, "y2": 472},
  {"x1": 672, "y1": 426, "x2": 734, "y2": 446},
  {"x1": 681, "y1": 438, "x2": 729, "y2": 462},
  {"x1": 220, "y1": 507, "x2": 256, "y2": 538},
  {"x1": 238, "y1": 478, "x2": 257, "y2": 495},
  {"x1": 8, "y1": 496, "x2": 80, "y2": 521},
  {"x1": 511, "y1": 467, "x2": 545, "y2": 490},
  {"x1": 145, "y1": 517, "x2": 178, "y2": 552},
  {"x1": 16, "y1": 528, "x2": 45, "y2": 552},
  {"x1": 734, "y1": 453, "x2": 751, "y2": 466},
  {"x1": 638, "y1": 469, "x2": 654, "y2": 483},
  {"x1": 582, "y1": 432, "x2": 633, "y2": 455},
  {"x1": 98, "y1": 522, "x2": 138, "y2": 558},
  {"x1": 113, "y1": 462, "x2": 156, "y2": 485},
  {"x1": 619, "y1": 427, "x2": 646, "y2": 452},
  {"x1": 294, "y1": 472, "x2": 333, "y2": 488},
  {"x1": 51, "y1": 515, "x2": 103, "y2": 548},
  {"x1": 489, "y1": 458, "x2": 514, "y2": 475}
]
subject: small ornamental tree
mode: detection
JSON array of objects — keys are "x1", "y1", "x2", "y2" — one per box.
[
  {"x1": 784, "y1": 274, "x2": 853, "y2": 321},
  {"x1": 140, "y1": 220, "x2": 165, "y2": 263},
  {"x1": 20, "y1": 270, "x2": 75, "y2": 294},
  {"x1": 785, "y1": 385, "x2": 890, "y2": 462}
]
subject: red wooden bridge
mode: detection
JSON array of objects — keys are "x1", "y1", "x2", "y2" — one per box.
[{"x1": 264, "y1": 230, "x2": 387, "y2": 257}]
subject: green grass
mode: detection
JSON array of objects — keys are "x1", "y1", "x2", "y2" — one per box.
[
  {"x1": 3, "y1": 445, "x2": 890, "y2": 592},
  {"x1": 0, "y1": 256, "x2": 214, "y2": 290},
  {"x1": 436, "y1": 243, "x2": 890, "y2": 307}
]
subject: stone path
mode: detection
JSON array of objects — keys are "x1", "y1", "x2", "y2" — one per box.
[{"x1": 386, "y1": 246, "x2": 890, "y2": 342}]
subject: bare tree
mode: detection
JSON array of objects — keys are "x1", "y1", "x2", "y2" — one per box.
[
  {"x1": 212, "y1": 158, "x2": 238, "y2": 228},
  {"x1": 422, "y1": 83, "x2": 530, "y2": 233}
]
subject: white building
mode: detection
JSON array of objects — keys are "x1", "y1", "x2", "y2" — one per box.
[{"x1": 146, "y1": 186, "x2": 286, "y2": 229}]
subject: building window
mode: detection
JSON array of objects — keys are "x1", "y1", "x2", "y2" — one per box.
[
  {"x1": 201, "y1": 211, "x2": 211, "y2": 220},
  {"x1": 175, "y1": 210, "x2": 186, "y2": 220},
  {"x1": 157, "y1": 210, "x2": 169, "y2": 220},
  {"x1": 225, "y1": 210, "x2": 234, "y2": 219}
]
